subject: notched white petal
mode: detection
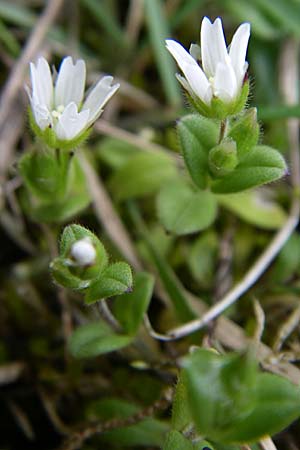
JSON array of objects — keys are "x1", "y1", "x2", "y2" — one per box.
[
  {"x1": 30, "y1": 57, "x2": 53, "y2": 109},
  {"x1": 55, "y1": 102, "x2": 89, "y2": 140},
  {"x1": 201, "y1": 16, "x2": 228, "y2": 78},
  {"x1": 214, "y1": 61, "x2": 237, "y2": 102},
  {"x1": 166, "y1": 39, "x2": 211, "y2": 105},
  {"x1": 31, "y1": 101, "x2": 52, "y2": 130},
  {"x1": 55, "y1": 56, "x2": 86, "y2": 107},
  {"x1": 82, "y1": 76, "x2": 119, "y2": 125},
  {"x1": 229, "y1": 22, "x2": 250, "y2": 87}
]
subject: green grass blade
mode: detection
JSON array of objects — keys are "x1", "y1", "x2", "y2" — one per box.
[
  {"x1": 144, "y1": 0, "x2": 181, "y2": 107},
  {"x1": 80, "y1": 0, "x2": 127, "y2": 48},
  {"x1": 258, "y1": 105, "x2": 300, "y2": 121}
]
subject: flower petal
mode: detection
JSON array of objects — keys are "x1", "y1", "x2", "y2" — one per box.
[
  {"x1": 229, "y1": 23, "x2": 250, "y2": 87},
  {"x1": 30, "y1": 57, "x2": 53, "y2": 109},
  {"x1": 166, "y1": 39, "x2": 212, "y2": 104},
  {"x1": 54, "y1": 56, "x2": 86, "y2": 107},
  {"x1": 82, "y1": 76, "x2": 120, "y2": 125},
  {"x1": 55, "y1": 102, "x2": 89, "y2": 140},
  {"x1": 214, "y1": 61, "x2": 237, "y2": 102},
  {"x1": 31, "y1": 101, "x2": 52, "y2": 130},
  {"x1": 201, "y1": 17, "x2": 229, "y2": 78}
]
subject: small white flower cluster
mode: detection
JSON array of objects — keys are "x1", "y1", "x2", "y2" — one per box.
[
  {"x1": 71, "y1": 237, "x2": 96, "y2": 266},
  {"x1": 28, "y1": 56, "x2": 119, "y2": 141},
  {"x1": 166, "y1": 17, "x2": 250, "y2": 105}
]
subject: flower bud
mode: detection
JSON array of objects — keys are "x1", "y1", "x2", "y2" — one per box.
[
  {"x1": 70, "y1": 238, "x2": 96, "y2": 266},
  {"x1": 228, "y1": 108, "x2": 259, "y2": 158},
  {"x1": 208, "y1": 138, "x2": 238, "y2": 178}
]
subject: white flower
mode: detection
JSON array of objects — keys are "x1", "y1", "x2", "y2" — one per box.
[
  {"x1": 166, "y1": 17, "x2": 250, "y2": 105},
  {"x1": 28, "y1": 56, "x2": 119, "y2": 141},
  {"x1": 71, "y1": 237, "x2": 96, "y2": 266}
]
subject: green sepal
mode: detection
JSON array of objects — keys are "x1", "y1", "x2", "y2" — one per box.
[
  {"x1": 189, "y1": 82, "x2": 249, "y2": 120},
  {"x1": 68, "y1": 320, "x2": 132, "y2": 358},
  {"x1": 177, "y1": 114, "x2": 219, "y2": 189},
  {"x1": 208, "y1": 138, "x2": 238, "y2": 178},
  {"x1": 211, "y1": 145, "x2": 287, "y2": 194},
  {"x1": 50, "y1": 258, "x2": 91, "y2": 290},
  {"x1": 85, "y1": 262, "x2": 133, "y2": 304},
  {"x1": 29, "y1": 108, "x2": 91, "y2": 151},
  {"x1": 59, "y1": 224, "x2": 108, "y2": 277},
  {"x1": 113, "y1": 272, "x2": 154, "y2": 336},
  {"x1": 157, "y1": 178, "x2": 217, "y2": 235},
  {"x1": 228, "y1": 108, "x2": 260, "y2": 159}
]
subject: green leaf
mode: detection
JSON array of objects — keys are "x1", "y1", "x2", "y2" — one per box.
[
  {"x1": 113, "y1": 272, "x2": 154, "y2": 336},
  {"x1": 220, "y1": 373, "x2": 300, "y2": 443},
  {"x1": 271, "y1": 233, "x2": 300, "y2": 282},
  {"x1": 172, "y1": 376, "x2": 192, "y2": 431},
  {"x1": 212, "y1": 145, "x2": 287, "y2": 194},
  {"x1": 228, "y1": 108, "x2": 260, "y2": 159},
  {"x1": 69, "y1": 320, "x2": 132, "y2": 358},
  {"x1": 178, "y1": 114, "x2": 219, "y2": 189},
  {"x1": 188, "y1": 232, "x2": 218, "y2": 287},
  {"x1": 181, "y1": 349, "x2": 300, "y2": 444},
  {"x1": 182, "y1": 349, "x2": 257, "y2": 441},
  {"x1": 86, "y1": 398, "x2": 169, "y2": 447},
  {"x1": 157, "y1": 178, "x2": 217, "y2": 235},
  {"x1": 163, "y1": 430, "x2": 194, "y2": 450},
  {"x1": 85, "y1": 262, "x2": 133, "y2": 304},
  {"x1": 97, "y1": 137, "x2": 140, "y2": 169},
  {"x1": 217, "y1": 191, "x2": 287, "y2": 229},
  {"x1": 110, "y1": 151, "x2": 177, "y2": 201}
]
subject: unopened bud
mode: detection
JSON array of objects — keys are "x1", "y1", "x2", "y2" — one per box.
[
  {"x1": 70, "y1": 238, "x2": 96, "y2": 266},
  {"x1": 209, "y1": 138, "x2": 238, "y2": 178}
]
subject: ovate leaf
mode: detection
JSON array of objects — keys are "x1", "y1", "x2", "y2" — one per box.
[
  {"x1": 220, "y1": 373, "x2": 300, "y2": 443},
  {"x1": 85, "y1": 262, "x2": 133, "y2": 304},
  {"x1": 178, "y1": 114, "x2": 219, "y2": 189},
  {"x1": 110, "y1": 151, "x2": 177, "y2": 200},
  {"x1": 157, "y1": 178, "x2": 217, "y2": 235},
  {"x1": 114, "y1": 272, "x2": 154, "y2": 335},
  {"x1": 69, "y1": 320, "x2": 132, "y2": 358},
  {"x1": 212, "y1": 145, "x2": 287, "y2": 194},
  {"x1": 217, "y1": 190, "x2": 287, "y2": 229}
]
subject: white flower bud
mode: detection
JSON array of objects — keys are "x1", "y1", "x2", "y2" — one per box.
[{"x1": 70, "y1": 238, "x2": 96, "y2": 266}]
